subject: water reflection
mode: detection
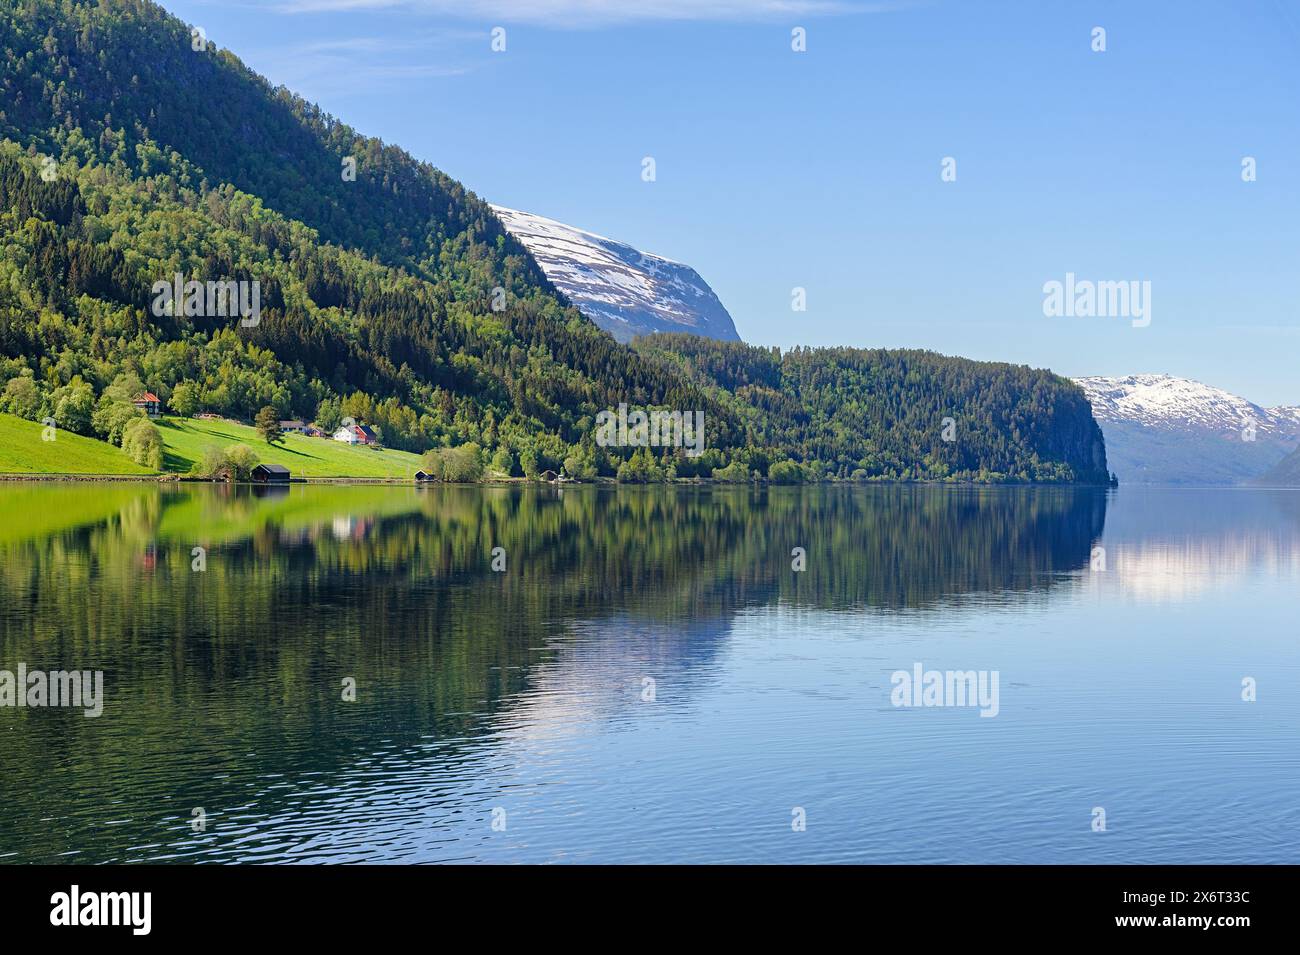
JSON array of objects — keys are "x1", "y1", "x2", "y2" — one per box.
[
  {"x1": 2, "y1": 483, "x2": 1298, "y2": 862},
  {"x1": 1089, "y1": 488, "x2": 1300, "y2": 601}
]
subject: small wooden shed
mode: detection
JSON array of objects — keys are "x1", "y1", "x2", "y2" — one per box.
[{"x1": 251, "y1": 463, "x2": 291, "y2": 483}]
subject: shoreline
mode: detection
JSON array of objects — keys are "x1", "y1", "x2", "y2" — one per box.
[
  {"x1": 0, "y1": 472, "x2": 1120, "y2": 488},
  {"x1": 6, "y1": 474, "x2": 1289, "y2": 490}
]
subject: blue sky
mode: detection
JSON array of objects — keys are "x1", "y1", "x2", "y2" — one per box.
[{"x1": 164, "y1": 1, "x2": 1300, "y2": 405}]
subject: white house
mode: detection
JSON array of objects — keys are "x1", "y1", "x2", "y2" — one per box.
[{"x1": 332, "y1": 423, "x2": 377, "y2": 445}]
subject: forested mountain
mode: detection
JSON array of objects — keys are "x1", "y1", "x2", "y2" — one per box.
[
  {"x1": 0, "y1": 0, "x2": 741, "y2": 469},
  {"x1": 2, "y1": 0, "x2": 537, "y2": 291},
  {"x1": 0, "y1": 0, "x2": 1108, "y2": 483},
  {"x1": 636, "y1": 335, "x2": 1111, "y2": 483}
]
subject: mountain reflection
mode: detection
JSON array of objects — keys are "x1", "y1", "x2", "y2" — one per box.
[
  {"x1": 0, "y1": 482, "x2": 1110, "y2": 617},
  {"x1": 0, "y1": 482, "x2": 1109, "y2": 862},
  {"x1": 5, "y1": 484, "x2": 1298, "y2": 863},
  {"x1": 1092, "y1": 488, "x2": 1300, "y2": 601}
]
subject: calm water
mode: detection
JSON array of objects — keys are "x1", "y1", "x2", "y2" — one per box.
[{"x1": 0, "y1": 482, "x2": 1297, "y2": 864}]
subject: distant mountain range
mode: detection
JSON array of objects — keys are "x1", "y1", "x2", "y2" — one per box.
[
  {"x1": 1259, "y1": 445, "x2": 1300, "y2": 487},
  {"x1": 491, "y1": 206, "x2": 740, "y2": 344},
  {"x1": 1074, "y1": 374, "x2": 1300, "y2": 485}
]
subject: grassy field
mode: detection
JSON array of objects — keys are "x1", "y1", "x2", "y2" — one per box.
[
  {"x1": 0, "y1": 413, "x2": 155, "y2": 475},
  {"x1": 157, "y1": 417, "x2": 422, "y2": 478},
  {"x1": 0, "y1": 413, "x2": 424, "y2": 478}
]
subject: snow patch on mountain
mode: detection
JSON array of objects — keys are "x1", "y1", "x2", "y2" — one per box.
[
  {"x1": 1073, "y1": 374, "x2": 1300, "y2": 485},
  {"x1": 1075, "y1": 374, "x2": 1300, "y2": 436},
  {"x1": 491, "y1": 205, "x2": 740, "y2": 344}
]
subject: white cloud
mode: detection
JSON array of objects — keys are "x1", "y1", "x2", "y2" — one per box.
[
  {"x1": 243, "y1": 34, "x2": 473, "y2": 95},
  {"x1": 272, "y1": 0, "x2": 893, "y2": 26}
]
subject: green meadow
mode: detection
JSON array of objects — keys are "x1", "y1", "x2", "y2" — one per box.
[
  {"x1": 0, "y1": 413, "x2": 424, "y2": 479},
  {"x1": 0, "y1": 413, "x2": 155, "y2": 475},
  {"x1": 157, "y1": 417, "x2": 422, "y2": 479}
]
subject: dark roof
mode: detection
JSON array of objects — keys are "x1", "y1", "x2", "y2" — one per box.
[{"x1": 253, "y1": 464, "x2": 291, "y2": 474}]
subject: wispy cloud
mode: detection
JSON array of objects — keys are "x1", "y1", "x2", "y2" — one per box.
[
  {"x1": 272, "y1": 0, "x2": 895, "y2": 26},
  {"x1": 245, "y1": 33, "x2": 474, "y2": 95}
]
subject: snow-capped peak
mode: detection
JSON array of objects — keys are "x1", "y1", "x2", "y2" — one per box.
[
  {"x1": 491, "y1": 205, "x2": 740, "y2": 344},
  {"x1": 1073, "y1": 373, "x2": 1300, "y2": 485},
  {"x1": 1074, "y1": 373, "x2": 1300, "y2": 436}
]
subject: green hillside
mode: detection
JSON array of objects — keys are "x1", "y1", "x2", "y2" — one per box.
[
  {"x1": 158, "y1": 417, "x2": 420, "y2": 478},
  {"x1": 0, "y1": 411, "x2": 421, "y2": 478},
  {"x1": 0, "y1": 412, "x2": 153, "y2": 474},
  {"x1": 0, "y1": 0, "x2": 1110, "y2": 485}
]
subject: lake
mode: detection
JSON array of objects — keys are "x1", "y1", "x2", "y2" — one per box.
[{"x1": 0, "y1": 482, "x2": 1296, "y2": 863}]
